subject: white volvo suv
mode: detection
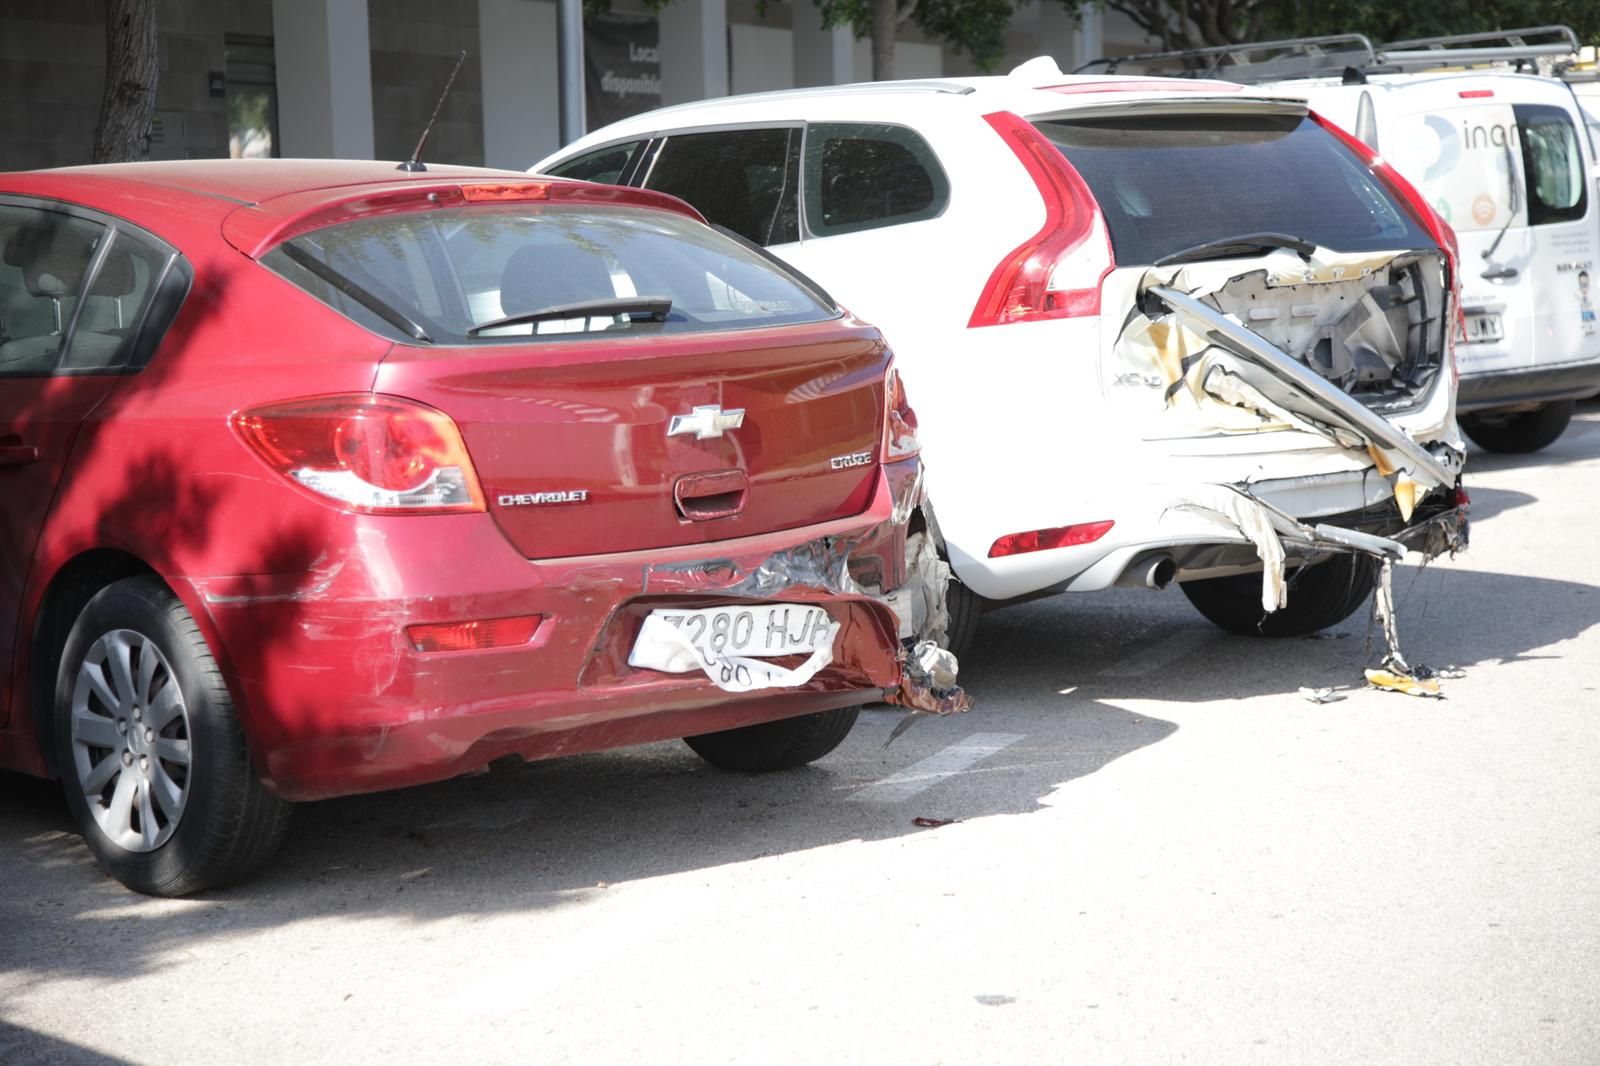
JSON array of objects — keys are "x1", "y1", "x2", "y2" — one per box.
[{"x1": 535, "y1": 61, "x2": 1469, "y2": 655}]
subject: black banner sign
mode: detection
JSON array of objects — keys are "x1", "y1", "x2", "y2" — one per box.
[{"x1": 584, "y1": 13, "x2": 662, "y2": 129}]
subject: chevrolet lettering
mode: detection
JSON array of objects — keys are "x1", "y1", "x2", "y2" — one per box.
[{"x1": 498, "y1": 490, "x2": 590, "y2": 507}]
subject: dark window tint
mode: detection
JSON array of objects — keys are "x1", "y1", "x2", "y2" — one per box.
[
  {"x1": 265, "y1": 203, "x2": 835, "y2": 344},
  {"x1": 802, "y1": 123, "x2": 948, "y2": 237},
  {"x1": 1035, "y1": 112, "x2": 1431, "y2": 267},
  {"x1": 643, "y1": 129, "x2": 799, "y2": 245},
  {"x1": 1514, "y1": 104, "x2": 1587, "y2": 226},
  {"x1": 0, "y1": 208, "x2": 105, "y2": 374},
  {"x1": 544, "y1": 141, "x2": 644, "y2": 186}
]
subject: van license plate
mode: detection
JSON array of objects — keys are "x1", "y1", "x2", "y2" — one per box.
[
  {"x1": 1463, "y1": 312, "x2": 1504, "y2": 343},
  {"x1": 628, "y1": 604, "x2": 838, "y2": 692}
]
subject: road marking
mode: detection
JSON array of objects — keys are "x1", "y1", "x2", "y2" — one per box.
[
  {"x1": 851, "y1": 733, "x2": 1025, "y2": 804},
  {"x1": 1099, "y1": 628, "x2": 1220, "y2": 678}
]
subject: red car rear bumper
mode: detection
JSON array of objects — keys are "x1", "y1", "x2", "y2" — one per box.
[{"x1": 186, "y1": 461, "x2": 919, "y2": 801}]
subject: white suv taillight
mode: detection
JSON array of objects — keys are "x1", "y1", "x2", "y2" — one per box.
[
  {"x1": 883, "y1": 366, "x2": 920, "y2": 461},
  {"x1": 232, "y1": 394, "x2": 486, "y2": 514},
  {"x1": 969, "y1": 111, "x2": 1115, "y2": 328}
]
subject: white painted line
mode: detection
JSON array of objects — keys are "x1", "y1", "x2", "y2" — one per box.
[
  {"x1": 851, "y1": 733, "x2": 1026, "y2": 805},
  {"x1": 1099, "y1": 628, "x2": 1220, "y2": 678}
]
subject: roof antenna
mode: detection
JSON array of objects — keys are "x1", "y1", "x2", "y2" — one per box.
[{"x1": 398, "y1": 50, "x2": 467, "y2": 172}]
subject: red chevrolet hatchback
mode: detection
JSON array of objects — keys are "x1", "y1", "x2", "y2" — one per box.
[{"x1": 0, "y1": 160, "x2": 924, "y2": 896}]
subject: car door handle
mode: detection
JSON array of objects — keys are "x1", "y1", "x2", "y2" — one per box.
[
  {"x1": 1481, "y1": 266, "x2": 1519, "y2": 280},
  {"x1": 0, "y1": 443, "x2": 41, "y2": 465}
]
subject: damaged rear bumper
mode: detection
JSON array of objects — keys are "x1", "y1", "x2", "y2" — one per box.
[{"x1": 188, "y1": 459, "x2": 935, "y2": 802}]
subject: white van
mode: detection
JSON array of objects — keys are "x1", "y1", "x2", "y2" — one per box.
[{"x1": 1086, "y1": 28, "x2": 1600, "y2": 453}]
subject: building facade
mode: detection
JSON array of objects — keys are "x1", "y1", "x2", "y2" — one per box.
[{"x1": 1, "y1": 0, "x2": 1151, "y2": 172}]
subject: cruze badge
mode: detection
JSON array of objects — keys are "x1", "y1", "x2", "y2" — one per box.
[
  {"x1": 498, "y1": 490, "x2": 589, "y2": 507},
  {"x1": 668, "y1": 405, "x2": 745, "y2": 440},
  {"x1": 830, "y1": 451, "x2": 873, "y2": 470}
]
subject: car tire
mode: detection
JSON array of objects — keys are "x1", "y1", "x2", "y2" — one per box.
[
  {"x1": 1460, "y1": 399, "x2": 1574, "y2": 454},
  {"x1": 52, "y1": 576, "x2": 291, "y2": 896},
  {"x1": 1180, "y1": 553, "x2": 1378, "y2": 638},
  {"x1": 943, "y1": 579, "x2": 982, "y2": 660},
  {"x1": 683, "y1": 706, "x2": 860, "y2": 773}
]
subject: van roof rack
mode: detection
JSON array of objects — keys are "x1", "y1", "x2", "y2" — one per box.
[
  {"x1": 1078, "y1": 25, "x2": 1582, "y2": 85},
  {"x1": 1380, "y1": 25, "x2": 1580, "y2": 71},
  {"x1": 1074, "y1": 35, "x2": 1377, "y2": 84}
]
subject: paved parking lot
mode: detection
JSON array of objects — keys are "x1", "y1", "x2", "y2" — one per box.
[{"x1": 3, "y1": 404, "x2": 1599, "y2": 1065}]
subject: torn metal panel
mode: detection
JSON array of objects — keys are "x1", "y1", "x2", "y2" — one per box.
[
  {"x1": 885, "y1": 640, "x2": 971, "y2": 718},
  {"x1": 1169, "y1": 484, "x2": 1289, "y2": 612},
  {"x1": 1147, "y1": 284, "x2": 1455, "y2": 489},
  {"x1": 881, "y1": 532, "x2": 952, "y2": 646}
]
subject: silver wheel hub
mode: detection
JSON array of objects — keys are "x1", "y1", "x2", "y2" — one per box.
[{"x1": 69, "y1": 629, "x2": 192, "y2": 853}]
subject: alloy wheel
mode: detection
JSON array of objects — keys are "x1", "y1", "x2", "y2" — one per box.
[{"x1": 69, "y1": 628, "x2": 192, "y2": 852}]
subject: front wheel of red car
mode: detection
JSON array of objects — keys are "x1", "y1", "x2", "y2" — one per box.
[
  {"x1": 684, "y1": 706, "x2": 860, "y2": 772},
  {"x1": 52, "y1": 576, "x2": 292, "y2": 897}
]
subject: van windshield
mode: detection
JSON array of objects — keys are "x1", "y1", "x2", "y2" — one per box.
[{"x1": 1034, "y1": 112, "x2": 1431, "y2": 267}]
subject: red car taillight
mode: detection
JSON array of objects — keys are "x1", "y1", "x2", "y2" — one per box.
[
  {"x1": 969, "y1": 111, "x2": 1115, "y2": 328},
  {"x1": 232, "y1": 394, "x2": 486, "y2": 514},
  {"x1": 988, "y1": 520, "x2": 1114, "y2": 558},
  {"x1": 883, "y1": 366, "x2": 920, "y2": 462},
  {"x1": 1310, "y1": 111, "x2": 1463, "y2": 382}
]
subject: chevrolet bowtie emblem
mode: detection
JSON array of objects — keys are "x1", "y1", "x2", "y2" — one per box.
[{"x1": 667, "y1": 405, "x2": 745, "y2": 440}]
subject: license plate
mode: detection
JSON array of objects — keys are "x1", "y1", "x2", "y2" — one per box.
[
  {"x1": 1462, "y1": 312, "x2": 1504, "y2": 343},
  {"x1": 627, "y1": 604, "x2": 838, "y2": 692}
]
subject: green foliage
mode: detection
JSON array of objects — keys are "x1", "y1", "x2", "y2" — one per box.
[
  {"x1": 819, "y1": 0, "x2": 1017, "y2": 70},
  {"x1": 1267, "y1": 0, "x2": 1600, "y2": 48}
]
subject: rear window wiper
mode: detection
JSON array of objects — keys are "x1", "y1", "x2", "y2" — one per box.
[
  {"x1": 1155, "y1": 232, "x2": 1317, "y2": 268},
  {"x1": 280, "y1": 243, "x2": 432, "y2": 343},
  {"x1": 467, "y1": 297, "x2": 673, "y2": 337}
]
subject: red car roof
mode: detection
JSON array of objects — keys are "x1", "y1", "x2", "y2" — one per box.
[
  {"x1": 27, "y1": 159, "x2": 525, "y2": 206},
  {"x1": 2, "y1": 159, "x2": 709, "y2": 258}
]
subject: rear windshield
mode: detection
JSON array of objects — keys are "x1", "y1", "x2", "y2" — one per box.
[
  {"x1": 263, "y1": 203, "x2": 836, "y2": 344},
  {"x1": 1033, "y1": 112, "x2": 1432, "y2": 266}
]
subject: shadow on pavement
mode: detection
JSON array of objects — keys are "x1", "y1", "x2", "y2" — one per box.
[
  {"x1": 0, "y1": 1018, "x2": 138, "y2": 1065},
  {"x1": 0, "y1": 683, "x2": 1173, "y2": 985}
]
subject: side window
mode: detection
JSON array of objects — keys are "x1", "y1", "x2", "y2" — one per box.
[
  {"x1": 544, "y1": 141, "x2": 645, "y2": 186},
  {"x1": 63, "y1": 230, "x2": 176, "y2": 370},
  {"x1": 0, "y1": 207, "x2": 106, "y2": 375},
  {"x1": 802, "y1": 123, "x2": 949, "y2": 237},
  {"x1": 1514, "y1": 104, "x2": 1587, "y2": 226},
  {"x1": 641, "y1": 128, "x2": 800, "y2": 246}
]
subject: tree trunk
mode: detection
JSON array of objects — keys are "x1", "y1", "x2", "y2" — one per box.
[
  {"x1": 871, "y1": 0, "x2": 896, "y2": 81},
  {"x1": 92, "y1": 0, "x2": 159, "y2": 163}
]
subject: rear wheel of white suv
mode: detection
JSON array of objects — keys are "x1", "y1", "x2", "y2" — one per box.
[
  {"x1": 1180, "y1": 554, "x2": 1378, "y2": 638},
  {"x1": 1460, "y1": 400, "x2": 1574, "y2": 454},
  {"x1": 684, "y1": 707, "x2": 859, "y2": 772}
]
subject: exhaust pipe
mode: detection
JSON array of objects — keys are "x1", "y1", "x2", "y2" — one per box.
[{"x1": 1136, "y1": 556, "x2": 1177, "y2": 590}]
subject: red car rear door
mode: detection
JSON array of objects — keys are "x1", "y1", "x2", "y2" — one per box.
[{"x1": 0, "y1": 200, "x2": 181, "y2": 727}]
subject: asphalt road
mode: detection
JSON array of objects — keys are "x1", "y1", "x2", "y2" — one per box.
[{"x1": 4, "y1": 404, "x2": 1599, "y2": 1066}]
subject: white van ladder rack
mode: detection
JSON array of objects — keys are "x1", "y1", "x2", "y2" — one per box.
[
  {"x1": 1074, "y1": 35, "x2": 1377, "y2": 84},
  {"x1": 1381, "y1": 26, "x2": 1581, "y2": 72},
  {"x1": 1078, "y1": 26, "x2": 1582, "y2": 85}
]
